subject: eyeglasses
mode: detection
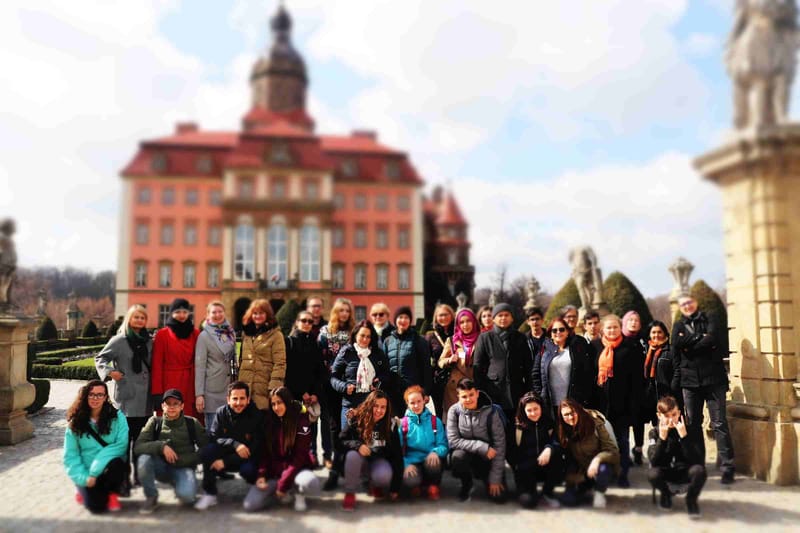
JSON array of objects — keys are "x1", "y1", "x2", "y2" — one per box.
[
  {"x1": 88, "y1": 393, "x2": 106, "y2": 399},
  {"x1": 551, "y1": 327, "x2": 567, "y2": 334},
  {"x1": 679, "y1": 301, "x2": 695, "y2": 308},
  {"x1": 371, "y1": 312, "x2": 385, "y2": 317},
  {"x1": 309, "y1": 304, "x2": 322, "y2": 308},
  {"x1": 562, "y1": 411, "x2": 576, "y2": 418},
  {"x1": 298, "y1": 319, "x2": 313, "y2": 324}
]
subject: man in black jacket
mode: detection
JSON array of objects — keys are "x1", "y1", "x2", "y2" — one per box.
[
  {"x1": 195, "y1": 382, "x2": 265, "y2": 510},
  {"x1": 671, "y1": 295, "x2": 734, "y2": 484},
  {"x1": 648, "y1": 395, "x2": 706, "y2": 517}
]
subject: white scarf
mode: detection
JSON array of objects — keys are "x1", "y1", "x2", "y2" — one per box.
[{"x1": 355, "y1": 344, "x2": 375, "y2": 393}]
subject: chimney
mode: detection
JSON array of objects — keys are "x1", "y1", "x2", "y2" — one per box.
[
  {"x1": 176, "y1": 122, "x2": 198, "y2": 135},
  {"x1": 352, "y1": 129, "x2": 377, "y2": 141}
]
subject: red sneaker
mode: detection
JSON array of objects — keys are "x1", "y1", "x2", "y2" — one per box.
[
  {"x1": 75, "y1": 492, "x2": 84, "y2": 505},
  {"x1": 369, "y1": 487, "x2": 386, "y2": 500},
  {"x1": 107, "y1": 493, "x2": 121, "y2": 512},
  {"x1": 427, "y1": 485, "x2": 441, "y2": 501},
  {"x1": 342, "y1": 492, "x2": 356, "y2": 512}
]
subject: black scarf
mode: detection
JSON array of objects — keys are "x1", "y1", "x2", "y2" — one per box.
[
  {"x1": 434, "y1": 323, "x2": 453, "y2": 342},
  {"x1": 243, "y1": 322, "x2": 271, "y2": 337},
  {"x1": 494, "y1": 324, "x2": 510, "y2": 352},
  {"x1": 166, "y1": 317, "x2": 195, "y2": 339},
  {"x1": 125, "y1": 327, "x2": 150, "y2": 374}
]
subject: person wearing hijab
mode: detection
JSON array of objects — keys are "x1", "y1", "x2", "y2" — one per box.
[
  {"x1": 151, "y1": 298, "x2": 201, "y2": 419},
  {"x1": 437, "y1": 308, "x2": 480, "y2": 418},
  {"x1": 195, "y1": 301, "x2": 237, "y2": 430}
]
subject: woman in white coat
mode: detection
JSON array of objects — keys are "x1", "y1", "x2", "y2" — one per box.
[{"x1": 195, "y1": 301, "x2": 237, "y2": 429}]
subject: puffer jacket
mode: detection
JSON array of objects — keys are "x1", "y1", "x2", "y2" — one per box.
[
  {"x1": 384, "y1": 327, "x2": 432, "y2": 394},
  {"x1": 239, "y1": 325, "x2": 286, "y2": 410},
  {"x1": 209, "y1": 401, "x2": 266, "y2": 461},
  {"x1": 671, "y1": 311, "x2": 728, "y2": 389},
  {"x1": 398, "y1": 407, "x2": 448, "y2": 468},
  {"x1": 330, "y1": 344, "x2": 390, "y2": 409},
  {"x1": 63, "y1": 410, "x2": 129, "y2": 487},
  {"x1": 446, "y1": 391, "x2": 506, "y2": 484},
  {"x1": 533, "y1": 337, "x2": 594, "y2": 415},
  {"x1": 562, "y1": 409, "x2": 620, "y2": 485},
  {"x1": 134, "y1": 412, "x2": 208, "y2": 468}
]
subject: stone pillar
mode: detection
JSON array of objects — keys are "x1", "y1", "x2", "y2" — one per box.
[
  {"x1": 0, "y1": 312, "x2": 36, "y2": 445},
  {"x1": 694, "y1": 126, "x2": 800, "y2": 485},
  {"x1": 668, "y1": 257, "x2": 694, "y2": 328}
]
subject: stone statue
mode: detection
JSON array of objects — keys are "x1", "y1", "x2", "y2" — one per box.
[
  {"x1": 569, "y1": 246, "x2": 604, "y2": 312},
  {"x1": 36, "y1": 288, "x2": 48, "y2": 316},
  {"x1": 669, "y1": 256, "x2": 695, "y2": 300},
  {"x1": 524, "y1": 277, "x2": 540, "y2": 311},
  {"x1": 455, "y1": 292, "x2": 468, "y2": 310},
  {"x1": 726, "y1": 0, "x2": 799, "y2": 129},
  {"x1": 0, "y1": 218, "x2": 17, "y2": 308},
  {"x1": 488, "y1": 289, "x2": 498, "y2": 309}
]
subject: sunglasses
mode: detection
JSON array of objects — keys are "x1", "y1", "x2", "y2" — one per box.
[
  {"x1": 298, "y1": 318, "x2": 313, "y2": 324},
  {"x1": 551, "y1": 327, "x2": 567, "y2": 334},
  {"x1": 371, "y1": 312, "x2": 386, "y2": 317}
]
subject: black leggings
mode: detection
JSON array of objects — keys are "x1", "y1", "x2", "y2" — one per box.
[
  {"x1": 125, "y1": 416, "x2": 148, "y2": 484},
  {"x1": 76, "y1": 458, "x2": 126, "y2": 513}
]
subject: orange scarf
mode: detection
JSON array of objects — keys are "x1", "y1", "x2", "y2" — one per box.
[
  {"x1": 597, "y1": 335, "x2": 622, "y2": 386},
  {"x1": 644, "y1": 340, "x2": 664, "y2": 379}
]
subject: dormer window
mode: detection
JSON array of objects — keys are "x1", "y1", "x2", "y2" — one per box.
[
  {"x1": 270, "y1": 141, "x2": 292, "y2": 164},
  {"x1": 385, "y1": 160, "x2": 400, "y2": 180},
  {"x1": 151, "y1": 153, "x2": 168, "y2": 173},
  {"x1": 341, "y1": 158, "x2": 358, "y2": 177}
]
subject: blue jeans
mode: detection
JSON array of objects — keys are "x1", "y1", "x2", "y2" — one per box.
[
  {"x1": 204, "y1": 413, "x2": 216, "y2": 433},
  {"x1": 137, "y1": 454, "x2": 197, "y2": 504}
]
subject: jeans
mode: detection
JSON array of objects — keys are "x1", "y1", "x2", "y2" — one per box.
[
  {"x1": 137, "y1": 454, "x2": 197, "y2": 504},
  {"x1": 576, "y1": 463, "x2": 613, "y2": 494},
  {"x1": 343, "y1": 451, "x2": 393, "y2": 493},
  {"x1": 648, "y1": 465, "x2": 707, "y2": 502},
  {"x1": 514, "y1": 454, "x2": 564, "y2": 496},
  {"x1": 402, "y1": 461, "x2": 443, "y2": 488},
  {"x1": 450, "y1": 449, "x2": 491, "y2": 483},
  {"x1": 76, "y1": 458, "x2": 126, "y2": 513},
  {"x1": 204, "y1": 413, "x2": 216, "y2": 433},
  {"x1": 682, "y1": 384, "x2": 734, "y2": 472},
  {"x1": 125, "y1": 416, "x2": 147, "y2": 485},
  {"x1": 610, "y1": 418, "x2": 631, "y2": 478},
  {"x1": 200, "y1": 443, "x2": 259, "y2": 495},
  {"x1": 243, "y1": 470, "x2": 320, "y2": 512}
]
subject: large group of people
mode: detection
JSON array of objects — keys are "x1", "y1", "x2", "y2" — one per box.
[{"x1": 64, "y1": 293, "x2": 732, "y2": 518}]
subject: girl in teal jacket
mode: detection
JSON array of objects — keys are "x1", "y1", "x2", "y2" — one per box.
[
  {"x1": 398, "y1": 385, "x2": 448, "y2": 499},
  {"x1": 63, "y1": 380, "x2": 129, "y2": 513}
]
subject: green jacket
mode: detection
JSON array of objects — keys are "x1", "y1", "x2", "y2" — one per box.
[{"x1": 134, "y1": 413, "x2": 208, "y2": 468}]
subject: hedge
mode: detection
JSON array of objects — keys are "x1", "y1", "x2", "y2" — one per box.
[
  {"x1": 36, "y1": 316, "x2": 59, "y2": 341},
  {"x1": 34, "y1": 356, "x2": 64, "y2": 366},
  {"x1": 32, "y1": 364, "x2": 99, "y2": 381},
  {"x1": 81, "y1": 320, "x2": 100, "y2": 338},
  {"x1": 26, "y1": 379, "x2": 51, "y2": 413},
  {"x1": 543, "y1": 279, "x2": 581, "y2": 324},
  {"x1": 36, "y1": 345, "x2": 105, "y2": 359},
  {"x1": 275, "y1": 300, "x2": 301, "y2": 336},
  {"x1": 602, "y1": 271, "x2": 653, "y2": 325}
]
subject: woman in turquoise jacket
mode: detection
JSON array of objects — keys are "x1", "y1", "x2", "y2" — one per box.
[
  {"x1": 398, "y1": 385, "x2": 448, "y2": 500},
  {"x1": 63, "y1": 380, "x2": 129, "y2": 514}
]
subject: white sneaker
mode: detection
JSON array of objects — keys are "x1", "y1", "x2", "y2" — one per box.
[
  {"x1": 541, "y1": 494, "x2": 561, "y2": 508},
  {"x1": 592, "y1": 491, "x2": 606, "y2": 509},
  {"x1": 194, "y1": 494, "x2": 218, "y2": 511},
  {"x1": 294, "y1": 494, "x2": 307, "y2": 512}
]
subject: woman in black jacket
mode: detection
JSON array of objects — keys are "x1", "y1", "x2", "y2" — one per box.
[
  {"x1": 330, "y1": 320, "x2": 390, "y2": 428},
  {"x1": 425, "y1": 304, "x2": 455, "y2": 418},
  {"x1": 643, "y1": 321, "x2": 677, "y2": 425}
]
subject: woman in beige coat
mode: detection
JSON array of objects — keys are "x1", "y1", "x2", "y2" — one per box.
[
  {"x1": 238, "y1": 299, "x2": 286, "y2": 410},
  {"x1": 437, "y1": 308, "x2": 479, "y2": 418}
]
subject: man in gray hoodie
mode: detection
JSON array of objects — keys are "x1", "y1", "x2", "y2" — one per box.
[{"x1": 447, "y1": 378, "x2": 506, "y2": 502}]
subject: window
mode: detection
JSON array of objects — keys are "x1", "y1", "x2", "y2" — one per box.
[
  {"x1": 186, "y1": 188, "x2": 199, "y2": 205},
  {"x1": 207, "y1": 263, "x2": 220, "y2": 288},
  {"x1": 270, "y1": 141, "x2": 291, "y2": 164},
  {"x1": 208, "y1": 224, "x2": 222, "y2": 246},
  {"x1": 183, "y1": 263, "x2": 196, "y2": 288},
  {"x1": 448, "y1": 227, "x2": 460, "y2": 239},
  {"x1": 376, "y1": 226, "x2": 388, "y2": 249},
  {"x1": 272, "y1": 179, "x2": 286, "y2": 199},
  {"x1": 151, "y1": 153, "x2": 168, "y2": 173},
  {"x1": 158, "y1": 305, "x2": 170, "y2": 328},
  {"x1": 238, "y1": 177, "x2": 254, "y2": 199},
  {"x1": 355, "y1": 306, "x2": 367, "y2": 322},
  {"x1": 196, "y1": 156, "x2": 213, "y2": 174},
  {"x1": 376, "y1": 264, "x2": 389, "y2": 290},
  {"x1": 209, "y1": 189, "x2": 222, "y2": 206},
  {"x1": 160, "y1": 222, "x2": 174, "y2": 245},
  {"x1": 305, "y1": 180, "x2": 318, "y2": 200},
  {"x1": 135, "y1": 223, "x2": 149, "y2": 245},
  {"x1": 333, "y1": 193, "x2": 345, "y2": 209},
  {"x1": 447, "y1": 249, "x2": 459, "y2": 266},
  {"x1": 184, "y1": 223, "x2": 198, "y2": 246},
  {"x1": 137, "y1": 187, "x2": 151, "y2": 204},
  {"x1": 341, "y1": 158, "x2": 357, "y2": 177},
  {"x1": 162, "y1": 187, "x2": 175, "y2": 205},
  {"x1": 398, "y1": 226, "x2": 410, "y2": 249},
  {"x1": 397, "y1": 195, "x2": 410, "y2": 211},
  {"x1": 134, "y1": 262, "x2": 147, "y2": 287},
  {"x1": 385, "y1": 160, "x2": 400, "y2": 179},
  {"x1": 375, "y1": 194, "x2": 388, "y2": 211},
  {"x1": 354, "y1": 264, "x2": 367, "y2": 290},
  {"x1": 159, "y1": 263, "x2": 172, "y2": 288},
  {"x1": 332, "y1": 263, "x2": 345, "y2": 289},
  {"x1": 267, "y1": 224, "x2": 288, "y2": 287},
  {"x1": 300, "y1": 225, "x2": 320, "y2": 282},
  {"x1": 332, "y1": 226, "x2": 345, "y2": 248},
  {"x1": 354, "y1": 225, "x2": 367, "y2": 248},
  {"x1": 398, "y1": 264, "x2": 410, "y2": 290},
  {"x1": 354, "y1": 194, "x2": 367, "y2": 210},
  {"x1": 234, "y1": 224, "x2": 255, "y2": 281}
]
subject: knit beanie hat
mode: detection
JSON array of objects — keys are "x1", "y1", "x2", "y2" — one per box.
[
  {"x1": 169, "y1": 298, "x2": 191, "y2": 314},
  {"x1": 492, "y1": 303, "x2": 513, "y2": 317},
  {"x1": 394, "y1": 306, "x2": 413, "y2": 322}
]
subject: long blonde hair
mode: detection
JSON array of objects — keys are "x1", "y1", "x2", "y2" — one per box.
[
  {"x1": 328, "y1": 297, "x2": 355, "y2": 334},
  {"x1": 119, "y1": 304, "x2": 148, "y2": 334}
]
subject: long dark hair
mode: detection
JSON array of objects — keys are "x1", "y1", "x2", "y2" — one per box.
[
  {"x1": 349, "y1": 319, "x2": 378, "y2": 349},
  {"x1": 646, "y1": 320, "x2": 670, "y2": 342},
  {"x1": 515, "y1": 392, "x2": 549, "y2": 429},
  {"x1": 270, "y1": 387, "x2": 301, "y2": 455},
  {"x1": 66, "y1": 380, "x2": 118, "y2": 436},
  {"x1": 557, "y1": 398, "x2": 595, "y2": 448},
  {"x1": 347, "y1": 389, "x2": 392, "y2": 445}
]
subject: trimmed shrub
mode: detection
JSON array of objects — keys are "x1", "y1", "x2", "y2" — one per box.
[
  {"x1": 34, "y1": 356, "x2": 64, "y2": 366},
  {"x1": 602, "y1": 271, "x2": 653, "y2": 326},
  {"x1": 107, "y1": 317, "x2": 123, "y2": 339},
  {"x1": 543, "y1": 279, "x2": 581, "y2": 324},
  {"x1": 418, "y1": 319, "x2": 431, "y2": 335},
  {"x1": 36, "y1": 316, "x2": 59, "y2": 341},
  {"x1": 81, "y1": 320, "x2": 99, "y2": 338},
  {"x1": 275, "y1": 299, "x2": 301, "y2": 336},
  {"x1": 26, "y1": 379, "x2": 51, "y2": 413},
  {"x1": 35, "y1": 344, "x2": 105, "y2": 360},
  {"x1": 32, "y1": 364, "x2": 99, "y2": 381}
]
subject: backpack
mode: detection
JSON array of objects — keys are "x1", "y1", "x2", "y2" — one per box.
[
  {"x1": 400, "y1": 413, "x2": 438, "y2": 456},
  {"x1": 486, "y1": 404, "x2": 508, "y2": 445},
  {"x1": 152, "y1": 416, "x2": 199, "y2": 452},
  {"x1": 587, "y1": 410, "x2": 617, "y2": 448}
]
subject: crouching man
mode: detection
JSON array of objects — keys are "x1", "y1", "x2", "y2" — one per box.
[
  {"x1": 134, "y1": 389, "x2": 207, "y2": 513},
  {"x1": 648, "y1": 395, "x2": 706, "y2": 518},
  {"x1": 195, "y1": 381, "x2": 265, "y2": 510}
]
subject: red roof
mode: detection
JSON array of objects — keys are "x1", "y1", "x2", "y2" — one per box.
[
  {"x1": 143, "y1": 131, "x2": 238, "y2": 148},
  {"x1": 320, "y1": 135, "x2": 403, "y2": 155},
  {"x1": 436, "y1": 191, "x2": 467, "y2": 226},
  {"x1": 242, "y1": 106, "x2": 315, "y2": 131}
]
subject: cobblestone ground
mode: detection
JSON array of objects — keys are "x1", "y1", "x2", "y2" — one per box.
[{"x1": 1, "y1": 380, "x2": 798, "y2": 533}]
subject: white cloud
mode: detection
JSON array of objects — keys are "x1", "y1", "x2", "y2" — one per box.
[{"x1": 684, "y1": 33, "x2": 720, "y2": 56}]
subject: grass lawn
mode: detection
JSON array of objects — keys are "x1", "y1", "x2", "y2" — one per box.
[{"x1": 63, "y1": 357, "x2": 97, "y2": 368}]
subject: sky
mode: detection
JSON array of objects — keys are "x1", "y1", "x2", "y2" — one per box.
[{"x1": 0, "y1": 0, "x2": 754, "y2": 296}]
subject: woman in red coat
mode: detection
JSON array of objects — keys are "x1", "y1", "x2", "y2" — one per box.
[{"x1": 151, "y1": 298, "x2": 200, "y2": 418}]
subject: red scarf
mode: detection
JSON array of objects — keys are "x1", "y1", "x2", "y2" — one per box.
[
  {"x1": 644, "y1": 340, "x2": 664, "y2": 379},
  {"x1": 597, "y1": 335, "x2": 622, "y2": 386}
]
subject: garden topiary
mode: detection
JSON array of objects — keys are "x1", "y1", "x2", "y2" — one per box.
[
  {"x1": 81, "y1": 320, "x2": 99, "y2": 338},
  {"x1": 26, "y1": 379, "x2": 51, "y2": 414},
  {"x1": 543, "y1": 279, "x2": 581, "y2": 324},
  {"x1": 602, "y1": 271, "x2": 653, "y2": 325},
  {"x1": 275, "y1": 299, "x2": 301, "y2": 336},
  {"x1": 36, "y1": 316, "x2": 59, "y2": 341}
]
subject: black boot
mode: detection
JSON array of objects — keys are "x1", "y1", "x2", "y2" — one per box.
[
  {"x1": 632, "y1": 447, "x2": 643, "y2": 466},
  {"x1": 323, "y1": 470, "x2": 339, "y2": 491},
  {"x1": 658, "y1": 490, "x2": 672, "y2": 510}
]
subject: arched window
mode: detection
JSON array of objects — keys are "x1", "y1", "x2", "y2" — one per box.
[
  {"x1": 267, "y1": 224, "x2": 288, "y2": 287},
  {"x1": 234, "y1": 223, "x2": 255, "y2": 281},
  {"x1": 300, "y1": 224, "x2": 320, "y2": 282}
]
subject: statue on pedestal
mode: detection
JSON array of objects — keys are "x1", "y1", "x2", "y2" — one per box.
[
  {"x1": 488, "y1": 290, "x2": 498, "y2": 309},
  {"x1": 36, "y1": 289, "x2": 47, "y2": 316},
  {"x1": 668, "y1": 257, "x2": 695, "y2": 300},
  {"x1": 726, "y1": 0, "x2": 799, "y2": 129},
  {"x1": 569, "y1": 246, "x2": 604, "y2": 312},
  {"x1": 455, "y1": 292, "x2": 468, "y2": 310},
  {"x1": 524, "y1": 277, "x2": 540, "y2": 312},
  {"x1": 0, "y1": 219, "x2": 17, "y2": 309}
]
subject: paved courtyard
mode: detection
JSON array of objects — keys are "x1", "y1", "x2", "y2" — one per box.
[{"x1": 0, "y1": 380, "x2": 798, "y2": 533}]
